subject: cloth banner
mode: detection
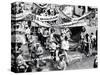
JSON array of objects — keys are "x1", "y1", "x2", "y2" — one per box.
[{"x1": 35, "y1": 14, "x2": 59, "y2": 21}]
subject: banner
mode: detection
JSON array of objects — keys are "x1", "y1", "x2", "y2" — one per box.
[
  {"x1": 11, "y1": 11, "x2": 32, "y2": 20},
  {"x1": 35, "y1": 14, "x2": 59, "y2": 21},
  {"x1": 53, "y1": 20, "x2": 87, "y2": 27}
]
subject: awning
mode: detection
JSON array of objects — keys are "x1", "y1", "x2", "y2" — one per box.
[
  {"x1": 53, "y1": 20, "x2": 87, "y2": 28},
  {"x1": 52, "y1": 12, "x2": 91, "y2": 28}
]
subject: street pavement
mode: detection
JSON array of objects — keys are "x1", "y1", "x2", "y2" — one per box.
[
  {"x1": 32, "y1": 51, "x2": 96, "y2": 72},
  {"x1": 66, "y1": 56, "x2": 95, "y2": 70}
]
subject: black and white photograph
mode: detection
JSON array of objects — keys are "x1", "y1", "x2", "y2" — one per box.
[{"x1": 11, "y1": 1, "x2": 98, "y2": 73}]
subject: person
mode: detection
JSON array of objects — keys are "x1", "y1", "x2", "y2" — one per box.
[
  {"x1": 25, "y1": 24, "x2": 30, "y2": 35},
  {"x1": 43, "y1": 29, "x2": 49, "y2": 47},
  {"x1": 50, "y1": 9, "x2": 56, "y2": 16},
  {"x1": 19, "y1": 44, "x2": 30, "y2": 60},
  {"x1": 38, "y1": 27, "x2": 44, "y2": 35},
  {"x1": 61, "y1": 36, "x2": 69, "y2": 51},
  {"x1": 85, "y1": 33, "x2": 90, "y2": 56},
  {"x1": 61, "y1": 36, "x2": 69, "y2": 63},
  {"x1": 57, "y1": 55, "x2": 67, "y2": 70},
  {"x1": 28, "y1": 33, "x2": 34, "y2": 43},
  {"x1": 49, "y1": 42, "x2": 57, "y2": 58},
  {"x1": 80, "y1": 38, "x2": 87, "y2": 56},
  {"x1": 49, "y1": 28, "x2": 55, "y2": 42},
  {"x1": 93, "y1": 55, "x2": 98, "y2": 68},
  {"x1": 24, "y1": 25, "x2": 31, "y2": 43},
  {"x1": 61, "y1": 29, "x2": 66, "y2": 35},
  {"x1": 35, "y1": 43, "x2": 44, "y2": 68},
  {"x1": 90, "y1": 33, "x2": 96, "y2": 50},
  {"x1": 30, "y1": 41, "x2": 36, "y2": 59},
  {"x1": 16, "y1": 53, "x2": 28, "y2": 72},
  {"x1": 15, "y1": 2, "x2": 23, "y2": 14},
  {"x1": 95, "y1": 30, "x2": 97, "y2": 50},
  {"x1": 81, "y1": 32, "x2": 85, "y2": 40},
  {"x1": 35, "y1": 43, "x2": 44, "y2": 56},
  {"x1": 55, "y1": 46, "x2": 60, "y2": 62},
  {"x1": 60, "y1": 33, "x2": 65, "y2": 41},
  {"x1": 43, "y1": 29, "x2": 49, "y2": 37},
  {"x1": 37, "y1": 27, "x2": 45, "y2": 47},
  {"x1": 65, "y1": 28, "x2": 71, "y2": 40}
]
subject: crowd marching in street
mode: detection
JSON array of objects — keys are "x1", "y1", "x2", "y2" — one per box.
[{"x1": 11, "y1": 2, "x2": 98, "y2": 73}]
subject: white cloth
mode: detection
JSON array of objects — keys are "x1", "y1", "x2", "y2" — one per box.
[
  {"x1": 17, "y1": 54, "x2": 28, "y2": 67},
  {"x1": 61, "y1": 40, "x2": 69, "y2": 50},
  {"x1": 36, "y1": 46, "x2": 43, "y2": 55},
  {"x1": 49, "y1": 42, "x2": 57, "y2": 50},
  {"x1": 25, "y1": 28, "x2": 30, "y2": 34},
  {"x1": 57, "y1": 60, "x2": 66, "y2": 70},
  {"x1": 50, "y1": 33, "x2": 55, "y2": 42},
  {"x1": 91, "y1": 35, "x2": 96, "y2": 40},
  {"x1": 17, "y1": 55, "x2": 25, "y2": 65}
]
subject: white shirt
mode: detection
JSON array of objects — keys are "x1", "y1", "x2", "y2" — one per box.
[
  {"x1": 25, "y1": 28, "x2": 30, "y2": 34},
  {"x1": 61, "y1": 40, "x2": 69, "y2": 50},
  {"x1": 36, "y1": 46, "x2": 43, "y2": 55},
  {"x1": 50, "y1": 42, "x2": 57, "y2": 50},
  {"x1": 50, "y1": 33, "x2": 55, "y2": 42},
  {"x1": 17, "y1": 54, "x2": 25, "y2": 65},
  {"x1": 57, "y1": 60, "x2": 66, "y2": 70},
  {"x1": 91, "y1": 35, "x2": 96, "y2": 40}
]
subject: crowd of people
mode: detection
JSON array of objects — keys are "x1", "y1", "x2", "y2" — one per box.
[
  {"x1": 79, "y1": 31, "x2": 97, "y2": 56},
  {"x1": 11, "y1": 22, "x2": 73, "y2": 72},
  {"x1": 11, "y1": 2, "x2": 98, "y2": 73},
  {"x1": 11, "y1": 21, "x2": 97, "y2": 72}
]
